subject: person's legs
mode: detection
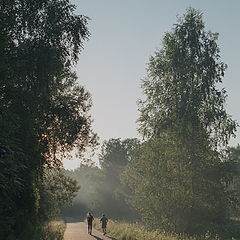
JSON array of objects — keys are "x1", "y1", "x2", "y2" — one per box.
[
  {"x1": 102, "y1": 226, "x2": 106, "y2": 235},
  {"x1": 88, "y1": 224, "x2": 92, "y2": 234}
]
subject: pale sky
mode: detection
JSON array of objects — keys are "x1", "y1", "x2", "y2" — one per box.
[{"x1": 64, "y1": 0, "x2": 240, "y2": 169}]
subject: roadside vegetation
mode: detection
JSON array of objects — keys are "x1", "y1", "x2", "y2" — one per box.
[
  {"x1": 93, "y1": 219, "x2": 240, "y2": 240},
  {"x1": 15, "y1": 219, "x2": 66, "y2": 240},
  {"x1": 39, "y1": 220, "x2": 66, "y2": 240}
]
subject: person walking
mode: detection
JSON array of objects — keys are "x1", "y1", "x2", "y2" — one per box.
[
  {"x1": 86, "y1": 212, "x2": 94, "y2": 235},
  {"x1": 100, "y1": 214, "x2": 108, "y2": 235}
]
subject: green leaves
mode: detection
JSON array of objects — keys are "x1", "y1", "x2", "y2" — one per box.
[
  {"x1": 138, "y1": 8, "x2": 237, "y2": 148},
  {"x1": 0, "y1": 0, "x2": 95, "y2": 237},
  {"x1": 38, "y1": 169, "x2": 79, "y2": 220},
  {"x1": 125, "y1": 8, "x2": 238, "y2": 234}
]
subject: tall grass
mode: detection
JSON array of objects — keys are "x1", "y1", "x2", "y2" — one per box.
[
  {"x1": 40, "y1": 220, "x2": 66, "y2": 240},
  {"x1": 93, "y1": 220, "x2": 237, "y2": 240}
]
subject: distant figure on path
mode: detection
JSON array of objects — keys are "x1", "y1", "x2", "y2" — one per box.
[
  {"x1": 100, "y1": 214, "x2": 108, "y2": 235},
  {"x1": 87, "y1": 212, "x2": 94, "y2": 235}
]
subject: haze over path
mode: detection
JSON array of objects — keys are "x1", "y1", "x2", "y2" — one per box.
[{"x1": 64, "y1": 217, "x2": 116, "y2": 240}]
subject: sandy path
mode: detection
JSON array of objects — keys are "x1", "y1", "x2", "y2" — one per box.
[{"x1": 64, "y1": 218, "x2": 116, "y2": 240}]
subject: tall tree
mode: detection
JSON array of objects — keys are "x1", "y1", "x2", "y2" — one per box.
[
  {"x1": 61, "y1": 139, "x2": 139, "y2": 219},
  {"x1": 225, "y1": 145, "x2": 240, "y2": 216},
  {"x1": 124, "y1": 8, "x2": 237, "y2": 233},
  {"x1": 138, "y1": 8, "x2": 236, "y2": 147},
  {"x1": 38, "y1": 169, "x2": 79, "y2": 221},
  {"x1": 99, "y1": 138, "x2": 139, "y2": 218},
  {"x1": 100, "y1": 138, "x2": 139, "y2": 174},
  {"x1": 0, "y1": 0, "x2": 97, "y2": 238},
  {"x1": 63, "y1": 165, "x2": 105, "y2": 217}
]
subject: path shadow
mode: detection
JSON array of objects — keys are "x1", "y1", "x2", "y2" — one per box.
[
  {"x1": 91, "y1": 234, "x2": 116, "y2": 240},
  {"x1": 91, "y1": 235, "x2": 102, "y2": 240},
  {"x1": 106, "y1": 236, "x2": 117, "y2": 240}
]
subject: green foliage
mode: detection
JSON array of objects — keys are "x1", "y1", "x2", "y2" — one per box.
[
  {"x1": 123, "y1": 8, "x2": 238, "y2": 234},
  {"x1": 93, "y1": 219, "x2": 226, "y2": 240},
  {"x1": 100, "y1": 138, "x2": 140, "y2": 170},
  {"x1": 123, "y1": 133, "x2": 230, "y2": 233},
  {"x1": 63, "y1": 165, "x2": 104, "y2": 216},
  {"x1": 224, "y1": 145, "x2": 240, "y2": 216},
  {"x1": 63, "y1": 138, "x2": 139, "y2": 219},
  {"x1": 3, "y1": 220, "x2": 66, "y2": 240},
  {"x1": 0, "y1": 144, "x2": 27, "y2": 238},
  {"x1": 138, "y1": 8, "x2": 237, "y2": 147},
  {"x1": 38, "y1": 169, "x2": 79, "y2": 221},
  {"x1": 39, "y1": 220, "x2": 66, "y2": 240},
  {"x1": 99, "y1": 138, "x2": 140, "y2": 218},
  {"x1": 0, "y1": 0, "x2": 96, "y2": 238}
]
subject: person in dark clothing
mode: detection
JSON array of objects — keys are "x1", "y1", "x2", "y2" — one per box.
[
  {"x1": 100, "y1": 214, "x2": 108, "y2": 235},
  {"x1": 87, "y1": 212, "x2": 94, "y2": 235}
]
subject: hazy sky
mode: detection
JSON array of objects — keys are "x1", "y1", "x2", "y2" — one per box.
[{"x1": 64, "y1": 0, "x2": 240, "y2": 169}]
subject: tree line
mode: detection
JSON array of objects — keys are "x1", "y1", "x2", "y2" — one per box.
[{"x1": 63, "y1": 138, "x2": 139, "y2": 220}]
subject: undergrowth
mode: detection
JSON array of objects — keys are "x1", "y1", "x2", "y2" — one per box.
[
  {"x1": 93, "y1": 219, "x2": 240, "y2": 240},
  {"x1": 5, "y1": 219, "x2": 66, "y2": 240}
]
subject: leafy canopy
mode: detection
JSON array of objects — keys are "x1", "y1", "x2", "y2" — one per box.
[
  {"x1": 138, "y1": 8, "x2": 237, "y2": 148},
  {"x1": 124, "y1": 8, "x2": 238, "y2": 234}
]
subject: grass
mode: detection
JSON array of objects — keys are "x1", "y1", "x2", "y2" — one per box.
[
  {"x1": 93, "y1": 219, "x2": 240, "y2": 240},
  {"x1": 40, "y1": 220, "x2": 66, "y2": 240},
  {"x1": 5, "y1": 219, "x2": 66, "y2": 240}
]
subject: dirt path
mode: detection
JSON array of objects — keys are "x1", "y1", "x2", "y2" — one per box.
[{"x1": 64, "y1": 217, "x2": 116, "y2": 240}]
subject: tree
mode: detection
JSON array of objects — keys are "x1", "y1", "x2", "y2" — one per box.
[
  {"x1": 124, "y1": 8, "x2": 237, "y2": 233},
  {"x1": 0, "y1": 0, "x2": 96, "y2": 237},
  {"x1": 0, "y1": 144, "x2": 26, "y2": 237},
  {"x1": 100, "y1": 138, "x2": 139, "y2": 175},
  {"x1": 98, "y1": 138, "x2": 140, "y2": 218},
  {"x1": 138, "y1": 8, "x2": 236, "y2": 147},
  {"x1": 124, "y1": 132, "x2": 229, "y2": 233},
  {"x1": 63, "y1": 138, "x2": 139, "y2": 220},
  {"x1": 63, "y1": 165, "x2": 105, "y2": 217},
  {"x1": 225, "y1": 145, "x2": 240, "y2": 216},
  {"x1": 38, "y1": 169, "x2": 79, "y2": 221}
]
